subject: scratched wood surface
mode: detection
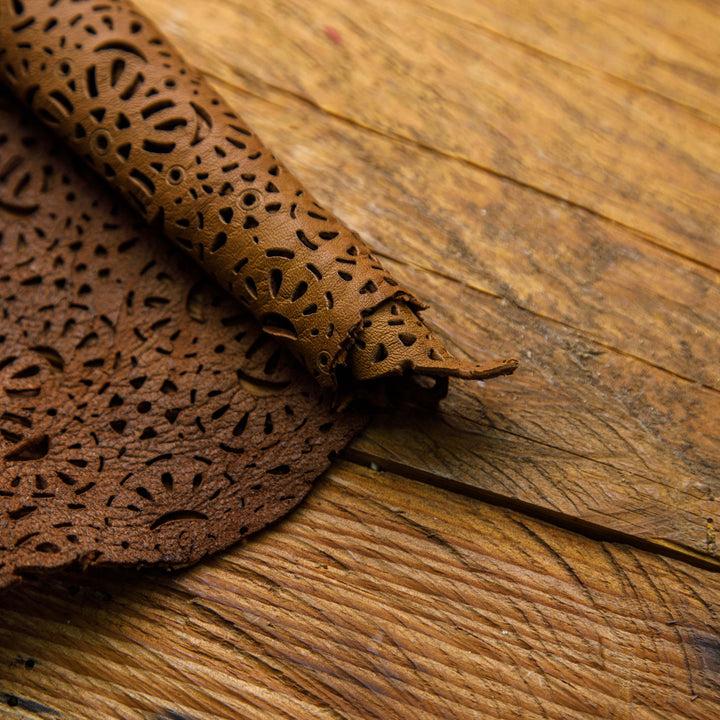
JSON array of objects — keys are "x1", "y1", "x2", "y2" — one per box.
[
  {"x1": 2, "y1": 465, "x2": 720, "y2": 719},
  {"x1": 2, "y1": 0, "x2": 719, "y2": 718}
]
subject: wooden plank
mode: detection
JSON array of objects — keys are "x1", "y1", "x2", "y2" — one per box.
[
  {"x1": 5, "y1": 0, "x2": 712, "y2": 557},
  {"x1": 151, "y1": 81, "x2": 719, "y2": 560},
  {"x1": 142, "y1": 0, "x2": 720, "y2": 268},
  {"x1": 2, "y1": 4, "x2": 718, "y2": 720},
  {"x1": 1, "y1": 463, "x2": 719, "y2": 719},
  {"x1": 423, "y1": 0, "x2": 720, "y2": 123},
  {"x1": 350, "y1": 257, "x2": 719, "y2": 564}
]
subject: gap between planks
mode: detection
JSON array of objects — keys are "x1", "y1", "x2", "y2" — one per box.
[
  {"x1": 339, "y1": 453, "x2": 720, "y2": 573},
  {"x1": 194, "y1": 70, "x2": 720, "y2": 564}
]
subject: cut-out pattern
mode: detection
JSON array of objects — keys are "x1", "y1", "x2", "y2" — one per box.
[
  {"x1": 0, "y1": 0, "x2": 413, "y2": 384},
  {"x1": 349, "y1": 301, "x2": 519, "y2": 381},
  {"x1": 0, "y1": 0, "x2": 517, "y2": 386},
  {"x1": 0, "y1": 91, "x2": 363, "y2": 590}
]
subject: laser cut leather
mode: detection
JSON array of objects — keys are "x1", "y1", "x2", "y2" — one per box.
[
  {"x1": 0, "y1": 92, "x2": 364, "y2": 590},
  {"x1": 0, "y1": 0, "x2": 518, "y2": 386}
]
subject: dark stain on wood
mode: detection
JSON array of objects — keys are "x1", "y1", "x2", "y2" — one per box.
[{"x1": 1, "y1": 692, "x2": 59, "y2": 716}]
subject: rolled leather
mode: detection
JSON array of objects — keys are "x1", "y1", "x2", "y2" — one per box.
[{"x1": 0, "y1": 0, "x2": 517, "y2": 388}]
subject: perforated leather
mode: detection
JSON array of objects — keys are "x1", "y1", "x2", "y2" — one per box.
[
  {"x1": 0, "y1": 91, "x2": 363, "y2": 590},
  {"x1": 351, "y1": 300, "x2": 519, "y2": 381},
  {"x1": 0, "y1": 0, "x2": 517, "y2": 387}
]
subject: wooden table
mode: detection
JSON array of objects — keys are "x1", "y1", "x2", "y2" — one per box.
[{"x1": 2, "y1": 0, "x2": 719, "y2": 717}]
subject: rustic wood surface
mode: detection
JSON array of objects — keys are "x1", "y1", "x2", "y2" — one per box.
[
  {"x1": 2, "y1": 465, "x2": 720, "y2": 720},
  {"x1": 1, "y1": 0, "x2": 719, "y2": 717}
]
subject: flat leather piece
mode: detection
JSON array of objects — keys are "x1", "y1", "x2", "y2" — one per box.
[
  {"x1": 0, "y1": 91, "x2": 364, "y2": 590},
  {"x1": 0, "y1": 0, "x2": 517, "y2": 386}
]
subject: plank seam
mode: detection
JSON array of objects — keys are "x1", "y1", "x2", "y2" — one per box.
[
  {"x1": 339, "y1": 454, "x2": 720, "y2": 573},
  {"x1": 419, "y1": 0, "x2": 720, "y2": 131}
]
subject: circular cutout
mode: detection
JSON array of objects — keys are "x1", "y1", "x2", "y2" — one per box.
[
  {"x1": 55, "y1": 58, "x2": 72, "y2": 77},
  {"x1": 237, "y1": 189, "x2": 261, "y2": 210},
  {"x1": 316, "y1": 351, "x2": 331, "y2": 371},
  {"x1": 166, "y1": 165, "x2": 186, "y2": 186},
  {"x1": 90, "y1": 128, "x2": 112, "y2": 155}
]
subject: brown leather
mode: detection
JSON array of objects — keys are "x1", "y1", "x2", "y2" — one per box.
[
  {"x1": 0, "y1": 91, "x2": 364, "y2": 590},
  {"x1": 351, "y1": 300, "x2": 519, "y2": 381},
  {"x1": 0, "y1": 0, "x2": 517, "y2": 387}
]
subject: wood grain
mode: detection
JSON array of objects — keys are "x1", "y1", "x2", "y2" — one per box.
[
  {"x1": 352, "y1": 258, "x2": 719, "y2": 564},
  {"x1": 424, "y1": 0, "x2": 720, "y2": 123},
  {"x1": 140, "y1": 0, "x2": 720, "y2": 390},
  {"x1": 167, "y1": 81, "x2": 719, "y2": 561},
  {"x1": 1, "y1": 463, "x2": 719, "y2": 720},
  {"x1": 142, "y1": 0, "x2": 720, "y2": 268}
]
